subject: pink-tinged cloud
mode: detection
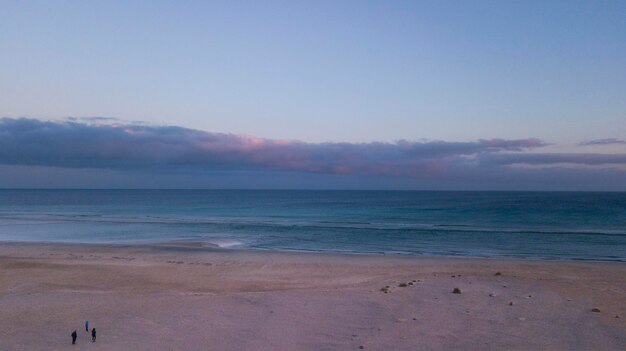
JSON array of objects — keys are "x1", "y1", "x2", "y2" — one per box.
[{"x1": 0, "y1": 118, "x2": 625, "y2": 183}]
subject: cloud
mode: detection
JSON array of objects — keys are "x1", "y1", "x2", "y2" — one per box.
[
  {"x1": 0, "y1": 118, "x2": 625, "y2": 190},
  {"x1": 579, "y1": 138, "x2": 626, "y2": 146},
  {"x1": 65, "y1": 116, "x2": 120, "y2": 123},
  {"x1": 481, "y1": 153, "x2": 626, "y2": 167},
  {"x1": 0, "y1": 117, "x2": 547, "y2": 176}
]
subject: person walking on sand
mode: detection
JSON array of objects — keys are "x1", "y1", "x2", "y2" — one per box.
[
  {"x1": 71, "y1": 330, "x2": 77, "y2": 345},
  {"x1": 92, "y1": 327, "x2": 96, "y2": 342},
  {"x1": 85, "y1": 320, "x2": 89, "y2": 332}
]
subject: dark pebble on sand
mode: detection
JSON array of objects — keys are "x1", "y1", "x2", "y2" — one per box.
[
  {"x1": 452, "y1": 288, "x2": 462, "y2": 294},
  {"x1": 495, "y1": 272, "x2": 502, "y2": 276},
  {"x1": 592, "y1": 308, "x2": 601, "y2": 313}
]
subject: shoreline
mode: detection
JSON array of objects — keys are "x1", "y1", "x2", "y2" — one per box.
[
  {"x1": 1, "y1": 241, "x2": 625, "y2": 350},
  {"x1": 2, "y1": 239, "x2": 625, "y2": 263}
]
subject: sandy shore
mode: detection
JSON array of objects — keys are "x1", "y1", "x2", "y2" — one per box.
[{"x1": 0, "y1": 242, "x2": 624, "y2": 350}]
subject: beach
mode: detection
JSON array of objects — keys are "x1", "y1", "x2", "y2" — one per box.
[{"x1": 1, "y1": 242, "x2": 624, "y2": 350}]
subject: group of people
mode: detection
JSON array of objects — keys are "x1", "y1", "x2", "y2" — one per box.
[{"x1": 71, "y1": 320, "x2": 96, "y2": 345}]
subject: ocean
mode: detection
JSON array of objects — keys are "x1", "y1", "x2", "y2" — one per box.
[{"x1": 0, "y1": 189, "x2": 624, "y2": 261}]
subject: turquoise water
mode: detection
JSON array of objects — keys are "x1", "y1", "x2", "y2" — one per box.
[{"x1": 0, "y1": 190, "x2": 625, "y2": 261}]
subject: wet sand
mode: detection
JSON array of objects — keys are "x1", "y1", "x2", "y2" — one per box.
[{"x1": 0, "y1": 242, "x2": 624, "y2": 350}]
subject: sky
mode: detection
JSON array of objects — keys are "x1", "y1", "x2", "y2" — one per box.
[{"x1": 0, "y1": 1, "x2": 625, "y2": 190}]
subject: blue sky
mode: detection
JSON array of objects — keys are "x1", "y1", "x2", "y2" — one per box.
[{"x1": 0, "y1": 1, "x2": 625, "y2": 189}]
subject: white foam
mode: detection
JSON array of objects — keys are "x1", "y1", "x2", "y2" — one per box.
[{"x1": 206, "y1": 239, "x2": 244, "y2": 248}]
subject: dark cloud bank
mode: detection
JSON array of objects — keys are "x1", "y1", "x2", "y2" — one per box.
[{"x1": 0, "y1": 118, "x2": 624, "y2": 190}]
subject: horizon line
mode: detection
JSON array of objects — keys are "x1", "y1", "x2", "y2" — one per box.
[{"x1": 0, "y1": 188, "x2": 624, "y2": 193}]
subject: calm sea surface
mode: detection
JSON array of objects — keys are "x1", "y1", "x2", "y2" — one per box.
[{"x1": 0, "y1": 190, "x2": 624, "y2": 261}]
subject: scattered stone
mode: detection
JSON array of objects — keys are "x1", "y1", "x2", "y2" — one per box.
[
  {"x1": 509, "y1": 302, "x2": 513, "y2": 306},
  {"x1": 412, "y1": 317, "x2": 417, "y2": 321},
  {"x1": 408, "y1": 282, "x2": 414, "y2": 286},
  {"x1": 359, "y1": 346, "x2": 364, "y2": 349},
  {"x1": 398, "y1": 283, "x2": 408, "y2": 287},
  {"x1": 502, "y1": 285, "x2": 507, "y2": 288},
  {"x1": 396, "y1": 318, "x2": 407, "y2": 323},
  {"x1": 412, "y1": 280, "x2": 417, "y2": 283},
  {"x1": 451, "y1": 275, "x2": 456, "y2": 278},
  {"x1": 615, "y1": 315, "x2": 619, "y2": 319},
  {"x1": 489, "y1": 293, "x2": 494, "y2": 297},
  {"x1": 495, "y1": 272, "x2": 502, "y2": 276},
  {"x1": 591, "y1": 308, "x2": 601, "y2": 313},
  {"x1": 452, "y1": 288, "x2": 462, "y2": 294},
  {"x1": 381, "y1": 286, "x2": 391, "y2": 293}
]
